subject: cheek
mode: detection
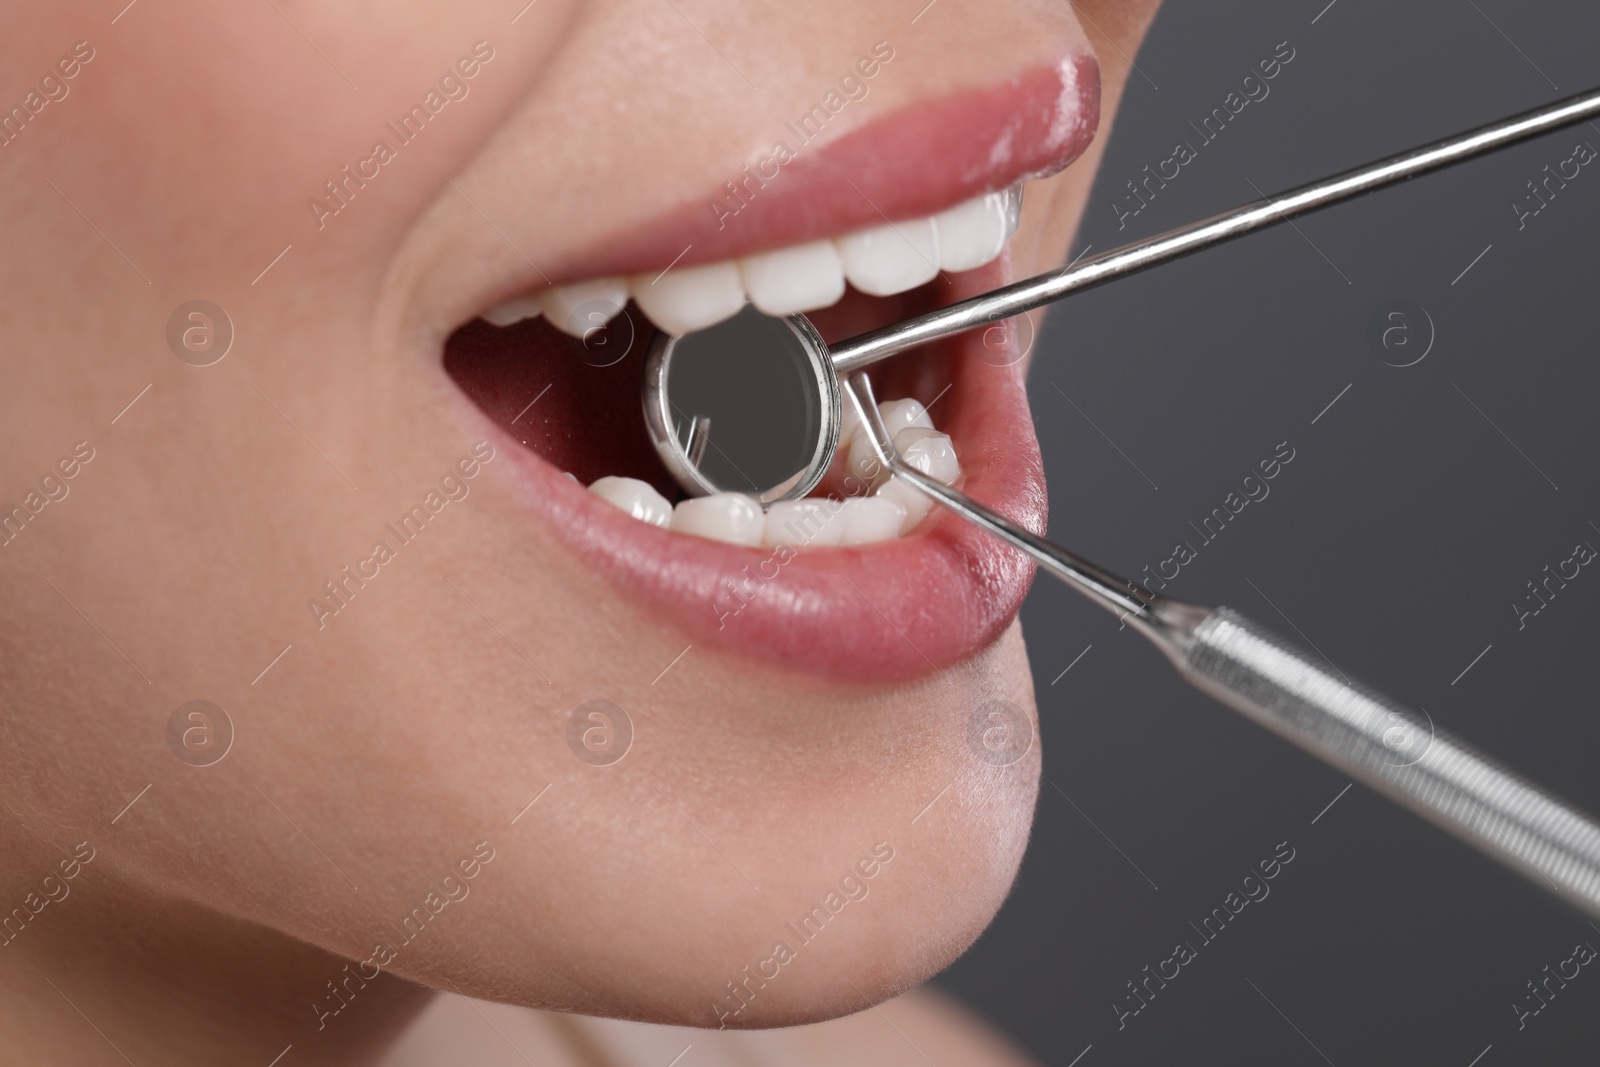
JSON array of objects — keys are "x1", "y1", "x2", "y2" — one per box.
[
  {"x1": 61, "y1": 0, "x2": 584, "y2": 285},
  {"x1": 0, "y1": 0, "x2": 576, "y2": 971}
]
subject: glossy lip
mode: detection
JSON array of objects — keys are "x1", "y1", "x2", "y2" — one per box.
[
  {"x1": 451, "y1": 56, "x2": 1100, "y2": 318},
  {"x1": 455, "y1": 256, "x2": 1045, "y2": 682},
  {"x1": 431, "y1": 58, "x2": 1099, "y2": 681}
]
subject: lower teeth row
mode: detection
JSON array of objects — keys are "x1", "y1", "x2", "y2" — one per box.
[{"x1": 585, "y1": 396, "x2": 962, "y2": 548}]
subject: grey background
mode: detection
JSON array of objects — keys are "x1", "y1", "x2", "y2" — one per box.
[{"x1": 933, "y1": 1, "x2": 1600, "y2": 1064}]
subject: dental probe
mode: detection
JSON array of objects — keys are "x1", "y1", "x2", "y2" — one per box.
[
  {"x1": 829, "y1": 83, "x2": 1600, "y2": 373},
  {"x1": 844, "y1": 372, "x2": 1600, "y2": 923}
]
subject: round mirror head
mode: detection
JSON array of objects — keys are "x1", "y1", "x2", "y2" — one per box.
[{"x1": 643, "y1": 307, "x2": 839, "y2": 504}]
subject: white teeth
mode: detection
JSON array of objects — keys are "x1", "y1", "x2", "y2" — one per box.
[
  {"x1": 893, "y1": 427, "x2": 961, "y2": 486},
  {"x1": 587, "y1": 399, "x2": 954, "y2": 544},
  {"x1": 541, "y1": 277, "x2": 629, "y2": 338},
  {"x1": 762, "y1": 499, "x2": 844, "y2": 548},
  {"x1": 871, "y1": 428, "x2": 960, "y2": 535},
  {"x1": 835, "y1": 216, "x2": 941, "y2": 297},
  {"x1": 739, "y1": 240, "x2": 846, "y2": 317},
  {"x1": 878, "y1": 398, "x2": 936, "y2": 438},
  {"x1": 1002, "y1": 183, "x2": 1024, "y2": 236},
  {"x1": 845, "y1": 431, "x2": 886, "y2": 489},
  {"x1": 843, "y1": 412, "x2": 954, "y2": 535},
  {"x1": 481, "y1": 294, "x2": 542, "y2": 327},
  {"x1": 874, "y1": 476, "x2": 933, "y2": 535},
  {"x1": 588, "y1": 476, "x2": 672, "y2": 528},
  {"x1": 585, "y1": 478, "x2": 929, "y2": 548},
  {"x1": 630, "y1": 261, "x2": 746, "y2": 338},
  {"x1": 846, "y1": 398, "x2": 934, "y2": 485},
  {"x1": 670, "y1": 491, "x2": 764, "y2": 546},
  {"x1": 837, "y1": 497, "x2": 908, "y2": 545},
  {"x1": 516, "y1": 191, "x2": 1004, "y2": 547},
  {"x1": 478, "y1": 189, "x2": 1022, "y2": 338},
  {"x1": 934, "y1": 192, "x2": 1010, "y2": 273}
]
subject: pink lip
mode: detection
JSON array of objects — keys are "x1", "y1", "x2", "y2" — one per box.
[
  {"x1": 467, "y1": 257, "x2": 1046, "y2": 682},
  {"x1": 443, "y1": 59, "x2": 1099, "y2": 681},
  {"x1": 558, "y1": 57, "x2": 1100, "y2": 278}
]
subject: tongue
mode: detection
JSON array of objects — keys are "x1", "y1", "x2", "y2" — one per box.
[{"x1": 443, "y1": 311, "x2": 681, "y2": 497}]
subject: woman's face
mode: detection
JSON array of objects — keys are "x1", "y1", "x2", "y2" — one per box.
[{"x1": 2, "y1": 0, "x2": 1156, "y2": 1029}]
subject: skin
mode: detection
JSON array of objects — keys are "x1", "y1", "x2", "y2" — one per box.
[{"x1": 0, "y1": 1, "x2": 1159, "y2": 1063}]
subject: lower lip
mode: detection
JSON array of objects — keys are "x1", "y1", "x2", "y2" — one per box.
[{"x1": 459, "y1": 261, "x2": 1045, "y2": 683}]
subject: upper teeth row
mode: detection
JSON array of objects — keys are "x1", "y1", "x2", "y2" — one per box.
[{"x1": 481, "y1": 186, "x2": 1022, "y2": 338}]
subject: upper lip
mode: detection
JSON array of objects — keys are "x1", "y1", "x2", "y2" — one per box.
[
  {"x1": 421, "y1": 56, "x2": 1100, "y2": 681},
  {"x1": 413, "y1": 56, "x2": 1100, "y2": 330},
  {"x1": 555, "y1": 57, "x2": 1101, "y2": 282}
]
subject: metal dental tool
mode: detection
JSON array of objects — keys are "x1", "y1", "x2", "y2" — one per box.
[
  {"x1": 638, "y1": 85, "x2": 1600, "y2": 918},
  {"x1": 842, "y1": 371, "x2": 1600, "y2": 922},
  {"x1": 644, "y1": 84, "x2": 1600, "y2": 502}
]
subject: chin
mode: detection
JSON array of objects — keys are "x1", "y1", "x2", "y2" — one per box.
[{"x1": 386, "y1": 621, "x2": 1044, "y2": 1031}]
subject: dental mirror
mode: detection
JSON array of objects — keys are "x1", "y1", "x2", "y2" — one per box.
[
  {"x1": 643, "y1": 307, "x2": 840, "y2": 503},
  {"x1": 643, "y1": 83, "x2": 1600, "y2": 504}
]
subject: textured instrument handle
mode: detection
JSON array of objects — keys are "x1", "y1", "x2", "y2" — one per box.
[{"x1": 1181, "y1": 608, "x2": 1600, "y2": 917}]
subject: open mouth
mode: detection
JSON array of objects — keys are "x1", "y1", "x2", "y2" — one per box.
[
  {"x1": 435, "y1": 59, "x2": 1099, "y2": 681},
  {"x1": 453, "y1": 184, "x2": 1021, "y2": 541}
]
